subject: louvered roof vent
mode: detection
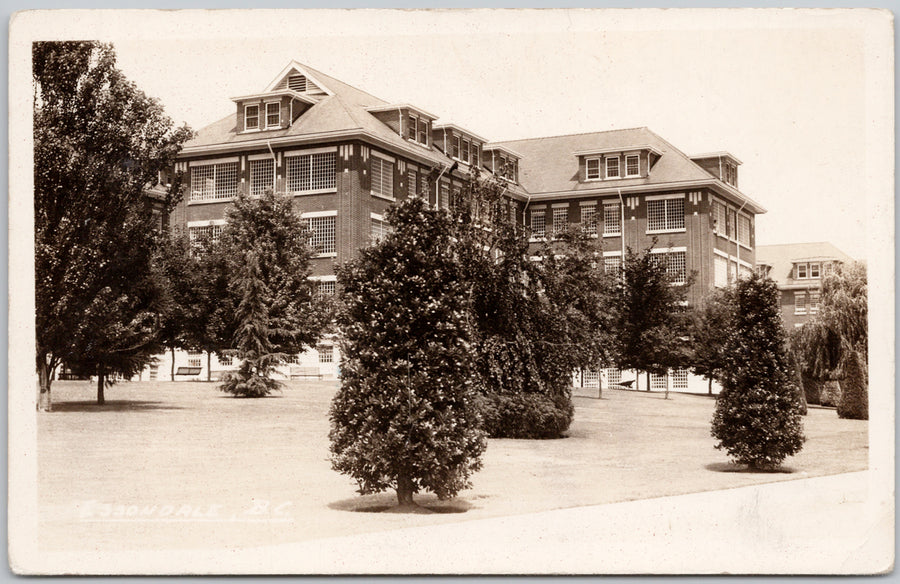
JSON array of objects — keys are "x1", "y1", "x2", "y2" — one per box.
[{"x1": 288, "y1": 74, "x2": 307, "y2": 92}]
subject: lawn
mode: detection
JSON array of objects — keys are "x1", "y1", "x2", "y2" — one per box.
[{"x1": 37, "y1": 379, "x2": 868, "y2": 553}]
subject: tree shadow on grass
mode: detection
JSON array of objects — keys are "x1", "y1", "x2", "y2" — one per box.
[
  {"x1": 50, "y1": 400, "x2": 184, "y2": 413},
  {"x1": 329, "y1": 493, "x2": 473, "y2": 514},
  {"x1": 705, "y1": 462, "x2": 798, "y2": 474}
]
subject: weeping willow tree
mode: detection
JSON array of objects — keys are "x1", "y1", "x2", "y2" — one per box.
[{"x1": 792, "y1": 262, "x2": 867, "y2": 419}]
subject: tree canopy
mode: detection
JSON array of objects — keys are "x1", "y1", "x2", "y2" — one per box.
[{"x1": 34, "y1": 41, "x2": 191, "y2": 408}]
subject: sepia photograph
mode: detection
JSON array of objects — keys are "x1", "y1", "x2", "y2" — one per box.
[{"x1": 8, "y1": 7, "x2": 894, "y2": 574}]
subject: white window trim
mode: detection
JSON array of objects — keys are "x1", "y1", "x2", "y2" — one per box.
[
  {"x1": 308, "y1": 275, "x2": 337, "y2": 282},
  {"x1": 606, "y1": 156, "x2": 621, "y2": 179},
  {"x1": 249, "y1": 157, "x2": 276, "y2": 197},
  {"x1": 284, "y1": 149, "x2": 338, "y2": 196},
  {"x1": 603, "y1": 250, "x2": 622, "y2": 257},
  {"x1": 551, "y1": 202, "x2": 569, "y2": 208},
  {"x1": 794, "y1": 291, "x2": 808, "y2": 315},
  {"x1": 301, "y1": 210, "x2": 337, "y2": 219},
  {"x1": 579, "y1": 200, "x2": 597, "y2": 206},
  {"x1": 244, "y1": 105, "x2": 260, "y2": 132},
  {"x1": 650, "y1": 246, "x2": 687, "y2": 254},
  {"x1": 625, "y1": 154, "x2": 640, "y2": 177},
  {"x1": 188, "y1": 156, "x2": 240, "y2": 167},
  {"x1": 265, "y1": 101, "x2": 281, "y2": 129},
  {"x1": 585, "y1": 157, "x2": 602, "y2": 181},
  {"x1": 187, "y1": 219, "x2": 226, "y2": 228},
  {"x1": 796, "y1": 263, "x2": 809, "y2": 279},
  {"x1": 370, "y1": 152, "x2": 395, "y2": 200},
  {"x1": 370, "y1": 212, "x2": 385, "y2": 222},
  {"x1": 645, "y1": 196, "x2": 686, "y2": 235},
  {"x1": 247, "y1": 152, "x2": 277, "y2": 162}
]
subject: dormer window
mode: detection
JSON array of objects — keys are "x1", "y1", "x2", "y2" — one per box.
[
  {"x1": 606, "y1": 157, "x2": 620, "y2": 178},
  {"x1": 626, "y1": 155, "x2": 640, "y2": 177},
  {"x1": 586, "y1": 158, "x2": 601, "y2": 180},
  {"x1": 809, "y1": 263, "x2": 820, "y2": 278},
  {"x1": 407, "y1": 115, "x2": 429, "y2": 146},
  {"x1": 472, "y1": 144, "x2": 480, "y2": 167},
  {"x1": 265, "y1": 102, "x2": 281, "y2": 129},
  {"x1": 796, "y1": 263, "x2": 808, "y2": 279},
  {"x1": 452, "y1": 135, "x2": 460, "y2": 159},
  {"x1": 288, "y1": 74, "x2": 307, "y2": 92},
  {"x1": 462, "y1": 139, "x2": 470, "y2": 163},
  {"x1": 245, "y1": 105, "x2": 259, "y2": 130}
]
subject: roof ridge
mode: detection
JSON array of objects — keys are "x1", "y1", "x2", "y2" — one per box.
[
  {"x1": 330, "y1": 93, "x2": 366, "y2": 129},
  {"x1": 493, "y1": 126, "x2": 651, "y2": 143}
]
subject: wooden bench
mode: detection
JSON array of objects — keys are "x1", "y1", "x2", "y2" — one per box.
[
  {"x1": 175, "y1": 366, "x2": 202, "y2": 376},
  {"x1": 290, "y1": 366, "x2": 323, "y2": 380}
]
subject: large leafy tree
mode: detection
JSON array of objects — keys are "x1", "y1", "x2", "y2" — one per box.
[
  {"x1": 34, "y1": 41, "x2": 191, "y2": 408},
  {"x1": 614, "y1": 243, "x2": 691, "y2": 392},
  {"x1": 688, "y1": 288, "x2": 736, "y2": 395},
  {"x1": 451, "y1": 173, "x2": 617, "y2": 438},
  {"x1": 215, "y1": 191, "x2": 330, "y2": 397},
  {"x1": 329, "y1": 196, "x2": 486, "y2": 508},
  {"x1": 711, "y1": 273, "x2": 806, "y2": 469},
  {"x1": 791, "y1": 261, "x2": 868, "y2": 419}
]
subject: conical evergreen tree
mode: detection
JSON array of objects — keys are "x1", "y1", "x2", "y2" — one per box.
[
  {"x1": 329, "y1": 197, "x2": 486, "y2": 508},
  {"x1": 711, "y1": 273, "x2": 805, "y2": 469}
]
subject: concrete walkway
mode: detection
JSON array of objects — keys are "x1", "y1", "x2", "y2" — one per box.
[{"x1": 30, "y1": 470, "x2": 892, "y2": 575}]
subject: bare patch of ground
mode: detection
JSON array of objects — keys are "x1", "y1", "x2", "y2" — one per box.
[{"x1": 36, "y1": 380, "x2": 867, "y2": 553}]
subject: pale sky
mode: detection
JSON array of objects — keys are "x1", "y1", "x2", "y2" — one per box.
[{"x1": 27, "y1": 9, "x2": 892, "y2": 260}]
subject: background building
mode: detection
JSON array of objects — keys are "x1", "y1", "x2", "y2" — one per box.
[{"x1": 755, "y1": 242, "x2": 855, "y2": 329}]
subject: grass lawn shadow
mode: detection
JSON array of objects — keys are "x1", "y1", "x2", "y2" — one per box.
[
  {"x1": 329, "y1": 493, "x2": 473, "y2": 514},
  {"x1": 705, "y1": 462, "x2": 798, "y2": 474},
  {"x1": 50, "y1": 400, "x2": 184, "y2": 413}
]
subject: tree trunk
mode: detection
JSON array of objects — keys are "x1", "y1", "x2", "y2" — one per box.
[
  {"x1": 207, "y1": 351, "x2": 211, "y2": 382},
  {"x1": 646, "y1": 371, "x2": 650, "y2": 391},
  {"x1": 708, "y1": 377, "x2": 713, "y2": 396},
  {"x1": 37, "y1": 355, "x2": 52, "y2": 412},
  {"x1": 396, "y1": 472, "x2": 415, "y2": 506},
  {"x1": 664, "y1": 372, "x2": 670, "y2": 400},
  {"x1": 170, "y1": 346, "x2": 176, "y2": 381},
  {"x1": 97, "y1": 367, "x2": 106, "y2": 405}
]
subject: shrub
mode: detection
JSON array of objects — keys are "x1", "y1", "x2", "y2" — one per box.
[
  {"x1": 477, "y1": 391, "x2": 575, "y2": 439},
  {"x1": 219, "y1": 363, "x2": 282, "y2": 398},
  {"x1": 837, "y1": 350, "x2": 868, "y2": 420},
  {"x1": 820, "y1": 380, "x2": 842, "y2": 407},
  {"x1": 711, "y1": 274, "x2": 806, "y2": 469},
  {"x1": 801, "y1": 374, "x2": 824, "y2": 405}
]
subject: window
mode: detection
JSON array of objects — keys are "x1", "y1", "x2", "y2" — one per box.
[
  {"x1": 727, "y1": 209, "x2": 737, "y2": 240},
  {"x1": 552, "y1": 207, "x2": 568, "y2": 236},
  {"x1": 583, "y1": 370, "x2": 600, "y2": 388},
  {"x1": 472, "y1": 145, "x2": 480, "y2": 168},
  {"x1": 795, "y1": 291, "x2": 807, "y2": 315},
  {"x1": 580, "y1": 204, "x2": 597, "y2": 235},
  {"x1": 810, "y1": 291, "x2": 820, "y2": 313},
  {"x1": 286, "y1": 151, "x2": 336, "y2": 193},
  {"x1": 371, "y1": 155, "x2": 394, "y2": 199},
  {"x1": 626, "y1": 155, "x2": 640, "y2": 177},
  {"x1": 452, "y1": 136, "x2": 460, "y2": 159},
  {"x1": 606, "y1": 157, "x2": 620, "y2": 178},
  {"x1": 189, "y1": 224, "x2": 223, "y2": 245},
  {"x1": 531, "y1": 210, "x2": 546, "y2": 238},
  {"x1": 606, "y1": 368, "x2": 622, "y2": 385},
  {"x1": 217, "y1": 354, "x2": 233, "y2": 366},
  {"x1": 586, "y1": 158, "x2": 601, "y2": 180},
  {"x1": 249, "y1": 158, "x2": 275, "y2": 196},
  {"x1": 370, "y1": 216, "x2": 389, "y2": 243},
  {"x1": 647, "y1": 198, "x2": 685, "y2": 232},
  {"x1": 796, "y1": 263, "x2": 808, "y2": 279},
  {"x1": 604, "y1": 255, "x2": 621, "y2": 275},
  {"x1": 190, "y1": 162, "x2": 238, "y2": 201},
  {"x1": 672, "y1": 369, "x2": 689, "y2": 389},
  {"x1": 509, "y1": 203, "x2": 517, "y2": 224},
  {"x1": 318, "y1": 346, "x2": 334, "y2": 363},
  {"x1": 658, "y1": 251, "x2": 687, "y2": 284},
  {"x1": 407, "y1": 116, "x2": 428, "y2": 146},
  {"x1": 714, "y1": 255, "x2": 728, "y2": 287},
  {"x1": 307, "y1": 215, "x2": 336, "y2": 256},
  {"x1": 729, "y1": 261, "x2": 737, "y2": 283},
  {"x1": 407, "y1": 167, "x2": 419, "y2": 197},
  {"x1": 439, "y1": 181, "x2": 450, "y2": 210},
  {"x1": 650, "y1": 373, "x2": 667, "y2": 390},
  {"x1": 287, "y1": 354, "x2": 300, "y2": 364},
  {"x1": 188, "y1": 357, "x2": 202, "y2": 368},
  {"x1": 244, "y1": 105, "x2": 259, "y2": 130},
  {"x1": 712, "y1": 200, "x2": 727, "y2": 236},
  {"x1": 265, "y1": 102, "x2": 281, "y2": 129},
  {"x1": 316, "y1": 280, "x2": 336, "y2": 297},
  {"x1": 462, "y1": 139, "x2": 470, "y2": 164},
  {"x1": 603, "y1": 201, "x2": 621, "y2": 236},
  {"x1": 288, "y1": 74, "x2": 307, "y2": 92},
  {"x1": 738, "y1": 215, "x2": 751, "y2": 247},
  {"x1": 148, "y1": 365, "x2": 158, "y2": 381},
  {"x1": 809, "y1": 263, "x2": 821, "y2": 278}
]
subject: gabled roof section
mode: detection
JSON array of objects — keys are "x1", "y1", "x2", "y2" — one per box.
[
  {"x1": 366, "y1": 103, "x2": 439, "y2": 121},
  {"x1": 691, "y1": 151, "x2": 743, "y2": 165},
  {"x1": 264, "y1": 62, "x2": 334, "y2": 97},
  {"x1": 433, "y1": 123, "x2": 488, "y2": 144},
  {"x1": 230, "y1": 89, "x2": 317, "y2": 106},
  {"x1": 755, "y1": 242, "x2": 855, "y2": 288},
  {"x1": 492, "y1": 127, "x2": 765, "y2": 213}
]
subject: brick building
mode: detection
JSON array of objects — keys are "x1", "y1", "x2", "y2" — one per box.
[
  {"x1": 149, "y1": 61, "x2": 766, "y2": 392},
  {"x1": 755, "y1": 242, "x2": 854, "y2": 329}
]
